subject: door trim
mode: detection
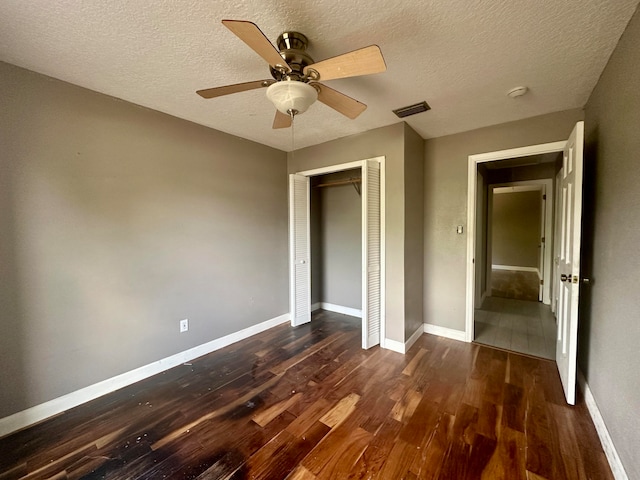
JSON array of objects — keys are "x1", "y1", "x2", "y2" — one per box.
[
  {"x1": 465, "y1": 141, "x2": 566, "y2": 342},
  {"x1": 293, "y1": 156, "x2": 386, "y2": 349}
]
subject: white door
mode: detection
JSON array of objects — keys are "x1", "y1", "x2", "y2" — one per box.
[
  {"x1": 556, "y1": 121, "x2": 584, "y2": 405},
  {"x1": 362, "y1": 160, "x2": 382, "y2": 348},
  {"x1": 289, "y1": 174, "x2": 311, "y2": 326}
]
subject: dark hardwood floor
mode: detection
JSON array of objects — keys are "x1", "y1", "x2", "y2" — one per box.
[{"x1": 0, "y1": 311, "x2": 612, "y2": 479}]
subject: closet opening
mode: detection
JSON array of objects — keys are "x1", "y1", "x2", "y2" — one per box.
[
  {"x1": 311, "y1": 169, "x2": 363, "y2": 321},
  {"x1": 289, "y1": 157, "x2": 385, "y2": 349}
]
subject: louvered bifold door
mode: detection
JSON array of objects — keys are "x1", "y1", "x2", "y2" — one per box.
[
  {"x1": 362, "y1": 160, "x2": 381, "y2": 348},
  {"x1": 289, "y1": 174, "x2": 311, "y2": 326}
]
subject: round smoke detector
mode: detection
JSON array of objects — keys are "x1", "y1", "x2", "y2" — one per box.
[{"x1": 507, "y1": 86, "x2": 529, "y2": 98}]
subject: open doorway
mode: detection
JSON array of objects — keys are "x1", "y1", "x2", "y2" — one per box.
[
  {"x1": 488, "y1": 180, "x2": 554, "y2": 303},
  {"x1": 289, "y1": 157, "x2": 385, "y2": 349},
  {"x1": 310, "y1": 168, "x2": 363, "y2": 318},
  {"x1": 469, "y1": 150, "x2": 562, "y2": 359},
  {"x1": 490, "y1": 186, "x2": 543, "y2": 302}
]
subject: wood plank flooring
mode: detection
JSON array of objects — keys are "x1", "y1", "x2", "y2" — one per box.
[{"x1": 0, "y1": 311, "x2": 612, "y2": 479}]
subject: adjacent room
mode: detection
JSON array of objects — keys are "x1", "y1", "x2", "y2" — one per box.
[{"x1": 1, "y1": 1, "x2": 639, "y2": 478}]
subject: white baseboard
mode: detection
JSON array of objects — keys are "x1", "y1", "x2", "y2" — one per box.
[
  {"x1": 405, "y1": 325, "x2": 424, "y2": 352},
  {"x1": 316, "y1": 302, "x2": 362, "y2": 318},
  {"x1": 383, "y1": 325, "x2": 424, "y2": 354},
  {"x1": 423, "y1": 323, "x2": 467, "y2": 342},
  {"x1": 383, "y1": 338, "x2": 405, "y2": 354},
  {"x1": 492, "y1": 264, "x2": 540, "y2": 276},
  {"x1": 578, "y1": 371, "x2": 628, "y2": 480},
  {"x1": 0, "y1": 313, "x2": 290, "y2": 439}
]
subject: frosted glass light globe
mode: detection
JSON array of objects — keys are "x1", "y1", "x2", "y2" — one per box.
[{"x1": 266, "y1": 81, "x2": 318, "y2": 115}]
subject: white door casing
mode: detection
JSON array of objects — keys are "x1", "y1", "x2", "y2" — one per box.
[
  {"x1": 362, "y1": 159, "x2": 382, "y2": 348},
  {"x1": 289, "y1": 174, "x2": 311, "y2": 326},
  {"x1": 556, "y1": 121, "x2": 585, "y2": 405}
]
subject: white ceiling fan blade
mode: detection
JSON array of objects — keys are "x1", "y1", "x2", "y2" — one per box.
[
  {"x1": 222, "y1": 20, "x2": 291, "y2": 71},
  {"x1": 196, "y1": 79, "x2": 274, "y2": 99},
  {"x1": 304, "y1": 45, "x2": 386, "y2": 81},
  {"x1": 313, "y1": 83, "x2": 367, "y2": 119}
]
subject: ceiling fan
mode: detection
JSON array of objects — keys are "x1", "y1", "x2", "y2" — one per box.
[{"x1": 196, "y1": 20, "x2": 387, "y2": 129}]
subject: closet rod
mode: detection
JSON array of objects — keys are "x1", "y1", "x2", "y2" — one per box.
[{"x1": 316, "y1": 177, "x2": 362, "y2": 188}]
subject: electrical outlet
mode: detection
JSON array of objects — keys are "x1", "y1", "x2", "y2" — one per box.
[{"x1": 180, "y1": 319, "x2": 189, "y2": 333}]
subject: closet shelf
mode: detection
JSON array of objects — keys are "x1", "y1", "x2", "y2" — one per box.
[{"x1": 316, "y1": 177, "x2": 362, "y2": 188}]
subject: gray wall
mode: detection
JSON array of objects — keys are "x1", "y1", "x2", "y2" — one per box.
[
  {"x1": 582, "y1": 4, "x2": 640, "y2": 477},
  {"x1": 491, "y1": 190, "x2": 541, "y2": 268},
  {"x1": 423, "y1": 109, "x2": 584, "y2": 331},
  {"x1": 0, "y1": 62, "x2": 289, "y2": 418},
  {"x1": 288, "y1": 123, "x2": 407, "y2": 342},
  {"x1": 317, "y1": 170, "x2": 362, "y2": 309},
  {"x1": 403, "y1": 125, "x2": 425, "y2": 339}
]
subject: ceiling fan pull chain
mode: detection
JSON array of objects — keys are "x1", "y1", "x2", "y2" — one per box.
[{"x1": 290, "y1": 111, "x2": 296, "y2": 159}]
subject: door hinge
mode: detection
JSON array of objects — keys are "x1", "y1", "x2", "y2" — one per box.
[
  {"x1": 540, "y1": 279, "x2": 544, "y2": 285},
  {"x1": 541, "y1": 237, "x2": 545, "y2": 243},
  {"x1": 543, "y1": 194, "x2": 547, "y2": 200}
]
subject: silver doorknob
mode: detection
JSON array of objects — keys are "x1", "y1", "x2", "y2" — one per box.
[{"x1": 560, "y1": 274, "x2": 569, "y2": 282}]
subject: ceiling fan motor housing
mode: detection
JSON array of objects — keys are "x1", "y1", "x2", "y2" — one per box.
[{"x1": 270, "y1": 31, "x2": 315, "y2": 81}]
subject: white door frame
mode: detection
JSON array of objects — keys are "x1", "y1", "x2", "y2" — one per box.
[
  {"x1": 293, "y1": 156, "x2": 386, "y2": 349},
  {"x1": 465, "y1": 142, "x2": 565, "y2": 342},
  {"x1": 489, "y1": 179, "x2": 554, "y2": 304}
]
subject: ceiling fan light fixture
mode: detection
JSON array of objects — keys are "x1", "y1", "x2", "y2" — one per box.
[{"x1": 266, "y1": 81, "x2": 318, "y2": 116}]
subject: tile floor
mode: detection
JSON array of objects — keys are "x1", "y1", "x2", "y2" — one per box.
[{"x1": 474, "y1": 296, "x2": 557, "y2": 360}]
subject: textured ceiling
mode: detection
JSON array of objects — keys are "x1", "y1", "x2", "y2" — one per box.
[{"x1": 1, "y1": 0, "x2": 638, "y2": 151}]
